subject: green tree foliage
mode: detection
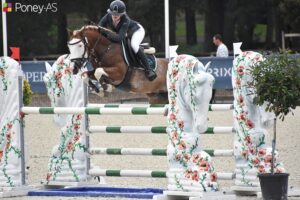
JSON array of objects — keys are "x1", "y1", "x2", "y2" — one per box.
[
  {"x1": 127, "y1": 0, "x2": 165, "y2": 51},
  {"x1": 251, "y1": 51, "x2": 300, "y2": 120}
]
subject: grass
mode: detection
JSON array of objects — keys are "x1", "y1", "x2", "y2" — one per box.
[
  {"x1": 176, "y1": 18, "x2": 205, "y2": 39},
  {"x1": 254, "y1": 24, "x2": 267, "y2": 42}
]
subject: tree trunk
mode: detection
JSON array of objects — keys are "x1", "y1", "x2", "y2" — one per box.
[
  {"x1": 169, "y1": 2, "x2": 177, "y2": 45},
  {"x1": 236, "y1": 23, "x2": 255, "y2": 49},
  {"x1": 57, "y1": 14, "x2": 69, "y2": 54},
  {"x1": 204, "y1": 0, "x2": 224, "y2": 52},
  {"x1": 274, "y1": 8, "x2": 284, "y2": 49},
  {"x1": 185, "y1": 6, "x2": 197, "y2": 45},
  {"x1": 266, "y1": 0, "x2": 274, "y2": 49},
  {"x1": 223, "y1": 1, "x2": 236, "y2": 50}
]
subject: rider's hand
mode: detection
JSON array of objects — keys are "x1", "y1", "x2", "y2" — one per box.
[{"x1": 98, "y1": 27, "x2": 107, "y2": 34}]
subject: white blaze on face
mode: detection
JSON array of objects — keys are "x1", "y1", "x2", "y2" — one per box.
[{"x1": 68, "y1": 38, "x2": 87, "y2": 60}]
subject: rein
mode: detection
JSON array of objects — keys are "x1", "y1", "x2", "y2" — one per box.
[{"x1": 68, "y1": 29, "x2": 112, "y2": 70}]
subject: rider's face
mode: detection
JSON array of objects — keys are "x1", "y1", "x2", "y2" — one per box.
[{"x1": 112, "y1": 15, "x2": 121, "y2": 22}]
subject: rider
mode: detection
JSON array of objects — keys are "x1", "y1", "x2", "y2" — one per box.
[{"x1": 98, "y1": 0, "x2": 157, "y2": 81}]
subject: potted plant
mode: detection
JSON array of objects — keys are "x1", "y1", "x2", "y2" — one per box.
[{"x1": 251, "y1": 50, "x2": 300, "y2": 200}]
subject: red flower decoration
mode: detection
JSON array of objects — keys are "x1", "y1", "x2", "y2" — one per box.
[
  {"x1": 57, "y1": 81, "x2": 62, "y2": 88},
  {"x1": 191, "y1": 170, "x2": 199, "y2": 181},
  {"x1": 252, "y1": 158, "x2": 260, "y2": 167},
  {"x1": 73, "y1": 134, "x2": 80, "y2": 142},
  {"x1": 74, "y1": 124, "x2": 80, "y2": 131},
  {"x1": 185, "y1": 169, "x2": 192, "y2": 179},
  {"x1": 275, "y1": 167, "x2": 284, "y2": 173},
  {"x1": 249, "y1": 147, "x2": 256, "y2": 155},
  {"x1": 20, "y1": 112, "x2": 26, "y2": 119},
  {"x1": 76, "y1": 115, "x2": 82, "y2": 120},
  {"x1": 0, "y1": 69, "x2": 5, "y2": 76},
  {"x1": 169, "y1": 84, "x2": 176, "y2": 91},
  {"x1": 67, "y1": 142, "x2": 73, "y2": 152},
  {"x1": 199, "y1": 160, "x2": 209, "y2": 171},
  {"x1": 171, "y1": 131, "x2": 178, "y2": 140},
  {"x1": 6, "y1": 133, "x2": 11, "y2": 140},
  {"x1": 46, "y1": 173, "x2": 52, "y2": 181},
  {"x1": 210, "y1": 172, "x2": 217, "y2": 182},
  {"x1": 172, "y1": 68, "x2": 178, "y2": 77},
  {"x1": 177, "y1": 120, "x2": 184, "y2": 129},
  {"x1": 7, "y1": 123, "x2": 13, "y2": 129},
  {"x1": 175, "y1": 154, "x2": 181, "y2": 161},
  {"x1": 55, "y1": 72, "x2": 62, "y2": 79},
  {"x1": 169, "y1": 113, "x2": 176, "y2": 121},
  {"x1": 246, "y1": 119, "x2": 254, "y2": 129},
  {"x1": 245, "y1": 136, "x2": 252, "y2": 144},
  {"x1": 192, "y1": 154, "x2": 200, "y2": 163},
  {"x1": 241, "y1": 150, "x2": 248, "y2": 159},
  {"x1": 238, "y1": 66, "x2": 244, "y2": 76},
  {"x1": 258, "y1": 149, "x2": 266, "y2": 157},
  {"x1": 178, "y1": 140, "x2": 186, "y2": 150},
  {"x1": 258, "y1": 165, "x2": 265, "y2": 173},
  {"x1": 183, "y1": 153, "x2": 190, "y2": 161},
  {"x1": 64, "y1": 67, "x2": 72, "y2": 74},
  {"x1": 238, "y1": 95, "x2": 244, "y2": 104},
  {"x1": 264, "y1": 155, "x2": 272, "y2": 163},
  {"x1": 57, "y1": 57, "x2": 64, "y2": 65},
  {"x1": 240, "y1": 112, "x2": 246, "y2": 121}
]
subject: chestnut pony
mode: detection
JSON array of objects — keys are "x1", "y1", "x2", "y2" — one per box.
[{"x1": 67, "y1": 25, "x2": 169, "y2": 104}]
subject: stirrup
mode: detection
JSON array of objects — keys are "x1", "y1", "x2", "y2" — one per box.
[{"x1": 146, "y1": 70, "x2": 157, "y2": 81}]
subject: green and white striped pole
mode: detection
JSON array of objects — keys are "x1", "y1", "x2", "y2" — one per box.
[
  {"x1": 89, "y1": 148, "x2": 234, "y2": 157},
  {"x1": 87, "y1": 104, "x2": 234, "y2": 111},
  {"x1": 88, "y1": 169, "x2": 235, "y2": 180},
  {"x1": 88, "y1": 126, "x2": 235, "y2": 134}
]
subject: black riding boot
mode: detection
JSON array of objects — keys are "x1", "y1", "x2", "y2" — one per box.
[{"x1": 136, "y1": 48, "x2": 157, "y2": 81}]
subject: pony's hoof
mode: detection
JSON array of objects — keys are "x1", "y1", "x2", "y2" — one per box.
[
  {"x1": 105, "y1": 84, "x2": 114, "y2": 93},
  {"x1": 91, "y1": 89, "x2": 104, "y2": 97}
]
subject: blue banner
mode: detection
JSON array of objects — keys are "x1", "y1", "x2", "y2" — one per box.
[
  {"x1": 22, "y1": 61, "x2": 54, "y2": 93},
  {"x1": 21, "y1": 57, "x2": 234, "y2": 93},
  {"x1": 199, "y1": 57, "x2": 233, "y2": 90}
]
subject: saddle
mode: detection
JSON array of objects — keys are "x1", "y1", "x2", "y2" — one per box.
[{"x1": 121, "y1": 38, "x2": 157, "y2": 71}]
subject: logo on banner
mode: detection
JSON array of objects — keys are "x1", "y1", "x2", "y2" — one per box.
[
  {"x1": 2, "y1": 2, "x2": 12, "y2": 12},
  {"x1": 2, "y1": 2, "x2": 57, "y2": 14}
]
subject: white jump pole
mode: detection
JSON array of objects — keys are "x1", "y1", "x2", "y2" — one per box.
[
  {"x1": 2, "y1": 0, "x2": 8, "y2": 56},
  {"x1": 164, "y1": 0, "x2": 169, "y2": 58}
]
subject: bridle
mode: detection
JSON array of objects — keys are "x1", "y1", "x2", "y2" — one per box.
[{"x1": 67, "y1": 29, "x2": 112, "y2": 73}]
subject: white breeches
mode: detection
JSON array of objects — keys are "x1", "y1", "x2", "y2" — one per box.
[{"x1": 131, "y1": 24, "x2": 145, "y2": 53}]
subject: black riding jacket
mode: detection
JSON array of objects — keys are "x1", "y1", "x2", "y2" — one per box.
[{"x1": 99, "y1": 13, "x2": 140, "y2": 42}]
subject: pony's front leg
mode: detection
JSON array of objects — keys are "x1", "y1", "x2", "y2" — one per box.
[
  {"x1": 80, "y1": 70, "x2": 104, "y2": 97},
  {"x1": 94, "y1": 68, "x2": 113, "y2": 92}
]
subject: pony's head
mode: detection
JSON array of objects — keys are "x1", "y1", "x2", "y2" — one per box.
[{"x1": 67, "y1": 25, "x2": 110, "y2": 74}]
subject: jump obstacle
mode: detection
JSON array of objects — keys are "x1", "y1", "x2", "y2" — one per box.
[{"x1": 1, "y1": 54, "x2": 296, "y2": 199}]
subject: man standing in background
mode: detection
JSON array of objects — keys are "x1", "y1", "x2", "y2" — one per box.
[
  {"x1": 210, "y1": 34, "x2": 229, "y2": 103},
  {"x1": 213, "y1": 34, "x2": 229, "y2": 57}
]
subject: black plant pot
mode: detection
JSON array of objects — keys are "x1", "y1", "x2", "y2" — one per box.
[{"x1": 258, "y1": 173, "x2": 289, "y2": 200}]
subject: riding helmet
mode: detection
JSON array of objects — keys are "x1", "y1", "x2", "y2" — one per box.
[{"x1": 107, "y1": 0, "x2": 126, "y2": 16}]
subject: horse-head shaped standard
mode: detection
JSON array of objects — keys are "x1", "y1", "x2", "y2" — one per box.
[
  {"x1": 166, "y1": 55, "x2": 217, "y2": 192},
  {"x1": 43, "y1": 55, "x2": 89, "y2": 184},
  {"x1": 232, "y1": 51, "x2": 285, "y2": 188}
]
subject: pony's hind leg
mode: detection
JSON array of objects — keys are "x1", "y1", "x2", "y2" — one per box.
[{"x1": 147, "y1": 92, "x2": 169, "y2": 104}]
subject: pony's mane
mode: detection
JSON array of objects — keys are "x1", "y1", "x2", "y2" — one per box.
[{"x1": 73, "y1": 25, "x2": 112, "y2": 36}]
